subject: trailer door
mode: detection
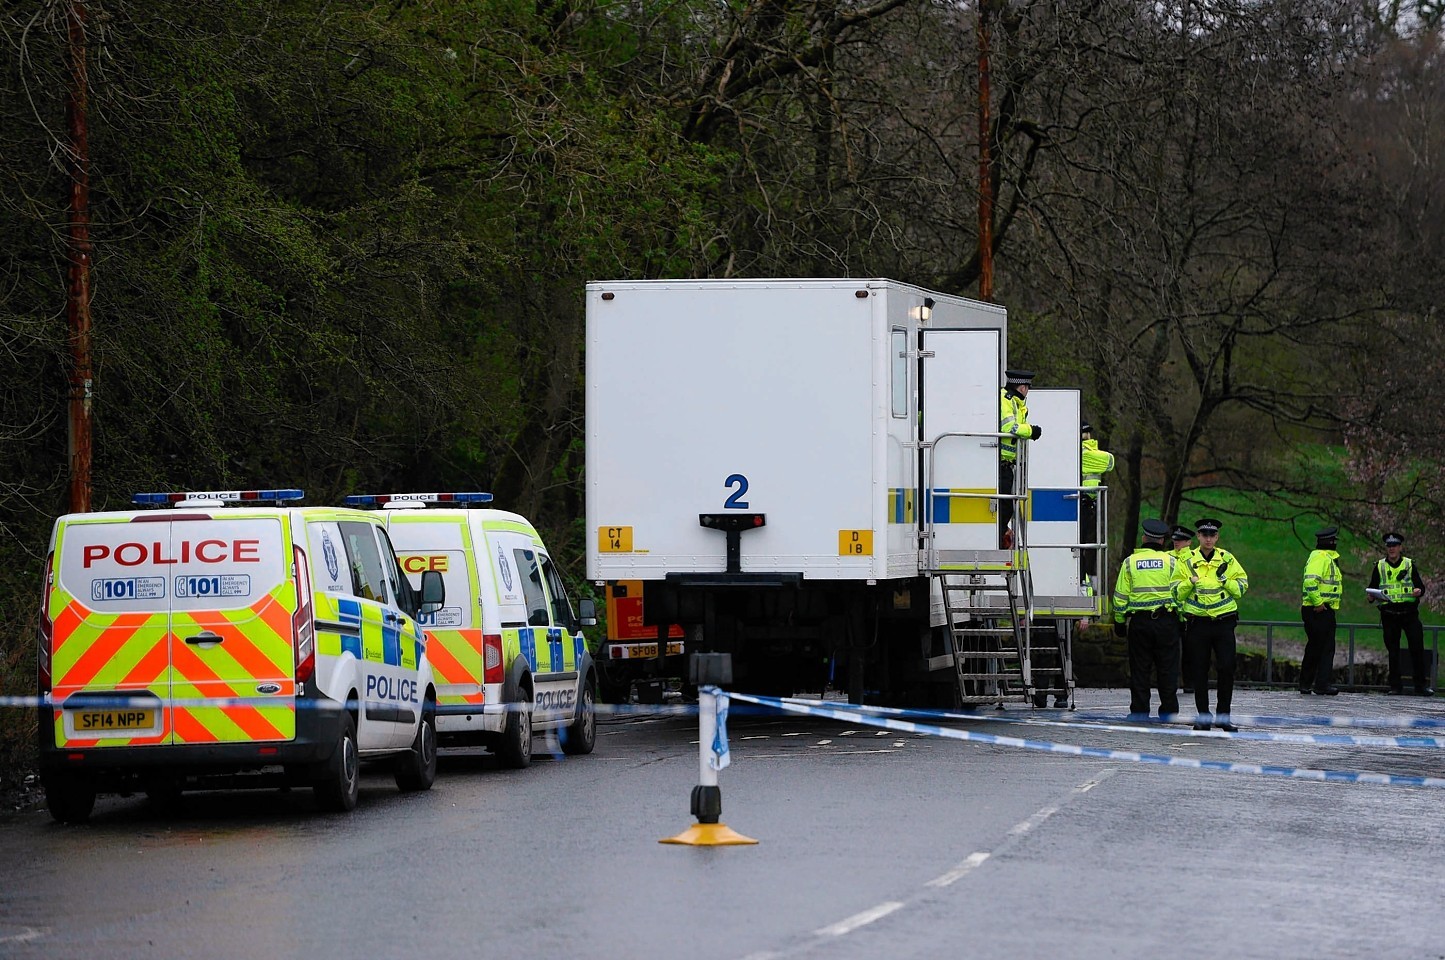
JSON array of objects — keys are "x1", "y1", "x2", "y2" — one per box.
[
  {"x1": 919, "y1": 327, "x2": 1002, "y2": 566},
  {"x1": 1019, "y1": 389, "x2": 1088, "y2": 611}
]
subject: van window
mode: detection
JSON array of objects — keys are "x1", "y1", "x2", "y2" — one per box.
[
  {"x1": 374, "y1": 529, "x2": 413, "y2": 617},
  {"x1": 539, "y1": 555, "x2": 575, "y2": 629},
  {"x1": 339, "y1": 521, "x2": 389, "y2": 604},
  {"x1": 513, "y1": 548, "x2": 550, "y2": 627}
]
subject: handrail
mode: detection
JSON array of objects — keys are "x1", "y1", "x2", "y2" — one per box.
[{"x1": 1230, "y1": 618, "x2": 1441, "y2": 690}]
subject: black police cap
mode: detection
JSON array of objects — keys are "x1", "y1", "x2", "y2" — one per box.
[
  {"x1": 1315, "y1": 525, "x2": 1339, "y2": 543},
  {"x1": 1196, "y1": 518, "x2": 1222, "y2": 534},
  {"x1": 1004, "y1": 369, "x2": 1036, "y2": 385},
  {"x1": 1142, "y1": 518, "x2": 1170, "y2": 538},
  {"x1": 1081, "y1": 422, "x2": 1092, "y2": 433},
  {"x1": 1170, "y1": 525, "x2": 1193, "y2": 541},
  {"x1": 1384, "y1": 532, "x2": 1404, "y2": 547}
]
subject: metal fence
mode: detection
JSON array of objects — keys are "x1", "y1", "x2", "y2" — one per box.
[{"x1": 1237, "y1": 619, "x2": 1441, "y2": 689}]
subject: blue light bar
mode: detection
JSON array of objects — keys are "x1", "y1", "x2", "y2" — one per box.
[
  {"x1": 343, "y1": 492, "x2": 494, "y2": 507},
  {"x1": 131, "y1": 489, "x2": 305, "y2": 505}
]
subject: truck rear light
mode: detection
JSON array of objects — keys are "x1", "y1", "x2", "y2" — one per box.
[
  {"x1": 293, "y1": 545, "x2": 316, "y2": 684},
  {"x1": 38, "y1": 552, "x2": 54, "y2": 694},
  {"x1": 483, "y1": 634, "x2": 504, "y2": 685}
]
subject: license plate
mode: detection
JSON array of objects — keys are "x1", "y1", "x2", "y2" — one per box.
[
  {"x1": 611, "y1": 641, "x2": 684, "y2": 659},
  {"x1": 73, "y1": 708, "x2": 156, "y2": 733}
]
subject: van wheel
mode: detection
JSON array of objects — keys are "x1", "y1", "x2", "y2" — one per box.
[
  {"x1": 44, "y1": 773, "x2": 96, "y2": 825},
  {"x1": 498, "y1": 690, "x2": 533, "y2": 769},
  {"x1": 314, "y1": 712, "x2": 360, "y2": 812},
  {"x1": 394, "y1": 703, "x2": 437, "y2": 792},
  {"x1": 560, "y1": 680, "x2": 596, "y2": 756}
]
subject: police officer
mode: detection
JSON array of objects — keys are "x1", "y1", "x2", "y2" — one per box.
[
  {"x1": 999, "y1": 370, "x2": 1039, "y2": 548},
  {"x1": 1079, "y1": 422, "x2": 1114, "y2": 586},
  {"x1": 1170, "y1": 525, "x2": 1194, "y2": 693},
  {"x1": 1112, "y1": 518, "x2": 1190, "y2": 720},
  {"x1": 1181, "y1": 518, "x2": 1249, "y2": 730},
  {"x1": 1367, "y1": 532, "x2": 1432, "y2": 696},
  {"x1": 1300, "y1": 526, "x2": 1343, "y2": 695}
]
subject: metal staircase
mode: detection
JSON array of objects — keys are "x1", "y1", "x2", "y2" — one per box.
[{"x1": 922, "y1": 440, "x2": 1074, "y2": 709}]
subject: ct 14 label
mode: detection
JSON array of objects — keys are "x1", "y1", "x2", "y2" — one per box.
[{"x1": 598, "y1": 526, "x2": 633, "y2": 552}]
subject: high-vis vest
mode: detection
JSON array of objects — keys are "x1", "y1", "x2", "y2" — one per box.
[
  {"x1": 1112, "y1": 547, "x2": 1188, "y2": 620},
  {"x1": 1081, "y1": 439, "x2": 1114, "y2": 498},
  {"x1": 999, "y1": 389, "x2": 1034, "y2": 463},
  {"x1": 1302, "y1": 549, "x2": 1343, "y2": 608},
  {"x1": 1377, "y1": 557, "x2": 1418, "y2": 606},
  {"x1": 1179, "y1": 547, "x2": 1249, "y2": 617}
]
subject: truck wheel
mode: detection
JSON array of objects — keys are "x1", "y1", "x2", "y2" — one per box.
[
  {"x1": 44, "y1": 773, "x2": 96, "y2": 825},
  {"x1": 560, "y1": 680, "x2": 597, "y2": 756},
  {"x1": 314, "y1": 712, "x2": 360, "y2": 812},
  {"x1": 498, "y1": 690, "x2": 533, "y2": 769},
  {"x1": 394, "y1": 701, "x2": 438, "y2": 792}
]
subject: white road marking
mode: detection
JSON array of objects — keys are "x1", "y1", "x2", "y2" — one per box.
[
  {"x1": 816, "y1": 739, "x2": 833, "y2": 745},
  {"x1": 926, "y1": 851, "x2": 991, "y2": 888},
  {"x1": 814, "y1": 901, "x2": 905, "y2": 937},
  {"x1": 1008, "y1": 805, "x2": 1056, "y2": 835},
  {"x1": 0, "y1": 928, "x2": 44, "y2": 944}
]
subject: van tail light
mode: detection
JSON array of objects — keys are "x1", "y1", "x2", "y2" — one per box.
[
  {"x1": 482, "y1": 634, "x2": 504, "y2": 685},
  {"x1": 293, "y1": 545, "x2": 316, "y2": 684},
  {"x1": 38, "y1": 552, "x2": 55, "y2": 695}
]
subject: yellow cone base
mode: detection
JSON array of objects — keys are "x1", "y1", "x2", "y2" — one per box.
[{"x1": 659, "y1": 822, "x2": 759, "y2": 846}]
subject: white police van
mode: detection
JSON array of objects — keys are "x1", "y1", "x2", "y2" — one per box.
[
  {"x1": 37, "y1": 489, "x2": 445, "y2": 821},
  {"x1": 346, "y1": 493, "x2": 597, "y2": 768}
]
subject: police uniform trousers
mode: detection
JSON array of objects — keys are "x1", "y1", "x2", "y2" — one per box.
[
  {"x1": 1381, "y1": 605, "x2": 1428, "y2": 693},
  {"x1": 1187, "y1": 613, "x2": 1237, "y2": 716},
  {"x1": 1127, "y1": 610, "x2": 1180, "y2": 717},
  {"x1": 1299, "y1": 605, "x2": 1337, "y2": 693},
  {"x1": 999, "y1": 461, "x2": 1017, "y2": 545}
]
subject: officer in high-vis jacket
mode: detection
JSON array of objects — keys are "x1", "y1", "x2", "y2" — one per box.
[
  {"x1": 1113, "y1": 518, "x2": 1192, "y2": 720},
  {"x1": 1300, "y1": 526, "x2": 1343, "y2": 695},
  {"x1": 1367, "y1": 532, "x2": 1432, "y2": 696},
  {"x1": 998, "y1": 370, "x2": 1039, "y2": 548},
  {"x1": 1180, "y1": 518, "x2": 1249, "y2": 731}
]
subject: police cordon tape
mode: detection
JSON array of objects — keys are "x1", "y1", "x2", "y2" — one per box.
[
  {"x1": 773, "y1": 697, "x2": 1445, "y2": 750},
  {"x1": 5, "y1": 693, "x2": 1445, "y2": 744},
  {"x1": 725, "y1": 692, "x2": 1445, "y2": 790}
]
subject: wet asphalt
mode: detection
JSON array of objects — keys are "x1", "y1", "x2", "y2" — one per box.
[{"x1": 0, "y1": 686, "x2": 1442, "y2": 960}]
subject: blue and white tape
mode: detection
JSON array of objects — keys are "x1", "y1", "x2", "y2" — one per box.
[
  {"x1": 777, "y1": 698, "x2": 1445, "y2": 750},
  {"x1": 733, "y1": 692, "x2": 1445, "y2": 790}
]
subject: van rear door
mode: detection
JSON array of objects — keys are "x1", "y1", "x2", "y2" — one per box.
[
  {"x1": 166, "y1": 514, "x2": 295, "y2": 745},
  {"x1": 386, "y1": 516, "x2": 482, "y2": 716},
  {"x1": 50, "y1": 516, "x2": 174, "y2": 748}
]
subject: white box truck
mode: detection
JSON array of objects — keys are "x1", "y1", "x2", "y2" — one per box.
[{"x1": 585, "y1": 279, "x2": 1101, "y2": 705}]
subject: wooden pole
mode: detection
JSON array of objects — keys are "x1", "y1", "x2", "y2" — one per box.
[
  {"x1": 66, "y1": 0, "x2": 93, "y2": 513},
  {"x1": 977, "y1": 0, "x2": 994, "y2": 302}
]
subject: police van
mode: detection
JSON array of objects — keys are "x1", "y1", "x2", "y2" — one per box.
[
  {"x1": 37, "y1": 489, "x2": 445, "y2": 822},
  {"x1": 346, "y1": 493, "x2": 597, "y2": 768}
]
